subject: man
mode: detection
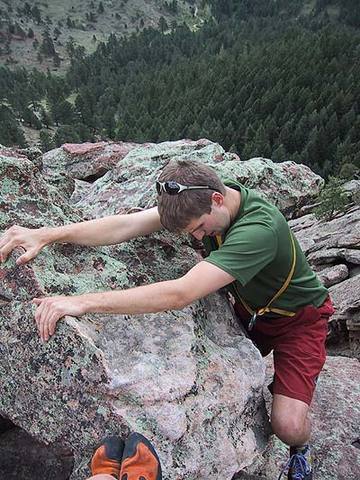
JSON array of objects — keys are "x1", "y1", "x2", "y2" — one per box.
[{"x1": 0, "y1": 159, "x2": 333, "y2": 480}]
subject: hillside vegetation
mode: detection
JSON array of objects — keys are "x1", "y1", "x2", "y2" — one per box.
[
  {"x1": 0, "y1": 0, "x2": 359, "y2": 179},
  {"x1": 0, "y1": 0, "x2": 205, "y2": 71}
]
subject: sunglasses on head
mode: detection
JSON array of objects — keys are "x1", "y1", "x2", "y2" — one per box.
[{"x1": 156, "y1": 180, "x2": 221, "y2": 196}]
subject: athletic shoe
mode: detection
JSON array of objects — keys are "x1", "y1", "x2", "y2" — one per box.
[
  {"x1": 278, "y1": 445, "x2": 313, "y2": 480},
  {"x1": 120, "y1": 432, "x2": 162, "y2": 480},
  {"x1": 91, "y1": 435, "x2": 125, "y2": 478}
]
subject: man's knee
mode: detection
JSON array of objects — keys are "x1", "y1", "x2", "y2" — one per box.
[
  {"x1": 271, "y1": 394, "x2": 310, "y2": 445},
  {"x1": 271, "y1": 412, "x2": 307, "y2": 442}
]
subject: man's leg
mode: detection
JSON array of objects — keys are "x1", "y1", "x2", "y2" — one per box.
[
  {"x1": 271, "y1": 394, "x2": 313, "y2": 479},
  {"x1": 271, "y1": 394, "x2": 310, "y2": 446},
  {"x1": 235, "y1": 299, "x2": 334, "y2": 479},
  {"x1": 268, "y1": 300, "x2": 334, "y2": 479}
]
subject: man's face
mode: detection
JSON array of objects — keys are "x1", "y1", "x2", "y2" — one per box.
[{"x1": 184, "y1": 205, "x2": 230, "y2": 241}]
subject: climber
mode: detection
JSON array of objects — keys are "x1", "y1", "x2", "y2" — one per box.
[{"x1": 0, "y1": 159, "x2": 334, "y2": 480}]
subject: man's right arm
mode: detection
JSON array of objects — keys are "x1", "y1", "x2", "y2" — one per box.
[{"x1": 0, "y1": 207, "x2": 163, "y2": 265}]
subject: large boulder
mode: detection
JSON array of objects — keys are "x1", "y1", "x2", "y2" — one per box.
[
  {"x1": 289, "y1": 206, "x2": 360, "y2": 356},
  {"x1": 40, "y1": 141, "x2": 144, "y2": 200},
  {"x1": 0, "y1": 146, "x2": 269, "y2": 480},
  {"x1": 64, "y1": 140, "x2": 323, "y2": 218},
  {"x1": 1, "y1": 139, "x2": 357, "y2": 479},
  {"x1": 42, "y1": 141, "x2": 141, "y2": 180}
]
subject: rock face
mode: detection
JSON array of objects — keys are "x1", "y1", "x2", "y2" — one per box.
[
  {"x1": 42, "y1": 141, "x2": 141, "y2": 180},
  {"x1": 289, "y1": 205, "x2": 360, "y2": 357},
  {"x1": 0, "y1": 144, "x2": 269, "y2": 480},
  {"x1": 0, "y1": 139, "x2": 358, "y2": 479},
  {"x1": 65, "y1": 140, "x2": 323, "y2": 219}
]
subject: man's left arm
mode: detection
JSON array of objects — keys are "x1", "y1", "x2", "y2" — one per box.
[{"x1": 33, "y1": 261, "x2": 235, "y2": 342}]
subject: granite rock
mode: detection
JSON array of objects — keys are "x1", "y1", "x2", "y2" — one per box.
[
  {"x1": 317, "y1": 264, "x2": 349, "y2": 288},
  {"x1": 1, "y1": 139, "x2": 358, "y2": 480},
  {"x1": 0, "y1": 145, "x2": 268, "y2": 480},
  {"x1": 289, "y1": 206, "x2": 360, "y2": 356},
  {"x1": 65, "y1": 140, "x2": 323, "y2": 218},
  {"x1": 42, "y1": 141, "x2": 141, "y2": 181}
]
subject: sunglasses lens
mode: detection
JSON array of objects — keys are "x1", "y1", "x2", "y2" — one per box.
[{"x1": 166, "y1": 181, "x2": 181, "y2": 195}]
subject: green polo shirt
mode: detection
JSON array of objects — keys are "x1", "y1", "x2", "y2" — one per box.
[{"x1": 203, "y1": 180, "x2": 328, "y2": 312}]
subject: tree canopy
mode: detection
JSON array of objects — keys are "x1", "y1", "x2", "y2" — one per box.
[{"x1": 0, "y1": 0, "x2": 359, "y2": 174}]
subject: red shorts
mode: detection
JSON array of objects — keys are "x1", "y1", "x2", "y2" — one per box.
[{"x1": 234, "y1": 297, "x2": 334, "y2": 405}]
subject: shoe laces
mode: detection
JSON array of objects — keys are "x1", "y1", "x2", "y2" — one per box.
[{"x1": 277, "y1": 452, "x2": 311, "y2": 480}]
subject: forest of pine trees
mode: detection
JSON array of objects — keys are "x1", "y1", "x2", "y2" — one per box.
[{"x1": 0, "y1": 0, "x2": 359, "y2": 179}]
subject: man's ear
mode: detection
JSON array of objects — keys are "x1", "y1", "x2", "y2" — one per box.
[{"x1": 211, "y1": 191, "x2": 224, "y2": 206}]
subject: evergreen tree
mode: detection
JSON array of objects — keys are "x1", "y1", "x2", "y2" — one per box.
[
  {"x1": 1, "y1": 0, "x2": 360, "y2": 169},
  {"x1": 24, "y1": 2, "x2": 32, "y2": 16},
  {"x1": 98, "y1": 2, "x2": 104, "y2": 14},
  {"x1": 53, "y1": 125, "x2": 81, "y2": 146},
  {"x1": 66, "y1": 17, "x2": 74, "y2": 28},
  {"x1": 51, "y1": 100, "x2": 74, "y2": 126},
  {"x1": 53, "y1": 53, "x2": 61, "y2": 68},
  {"x1": 159, "y1": 17, "x2": 168, "y2": 33},
  {"x1": 40, "y1": 30, "x2": 56, "y2": 57},
  {"x1": 314, "y1": 177, "x2": 349, "y2": 220},
  {"x1": 339, "y1": 162, "x2": 359, "y2": 180},
  {"x1": 39, "y1": 129, "x2": 55, "y2": 152},
  {"x1": 65, "y1": 37, "x2": 76, "y2": 57},
  {"x1": 40, "y1": 108, "x2": 53, "y2": 128},
  {"x1": 272, "y1": 144, "x2": 287, "y2": 163},
  {"x1": 22, "y1": 107, "x2": 42, "y2": 129},
  {"x1": 54, "y1": 27, "x2": 61, "y2": 38},
  {"x1": 0, "y1": 105, "x2": 27, "y2": 147},
  {"x1": 252, "y1": 124, "x2": 271, "y2": 158},
  {"x1": 32, "y1": 5, "x2": 42, "y2": 24}
]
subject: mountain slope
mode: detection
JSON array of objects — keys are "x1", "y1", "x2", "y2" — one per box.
[{"x1": 0, "y1": 0, "x2": 208, "y2": 72}]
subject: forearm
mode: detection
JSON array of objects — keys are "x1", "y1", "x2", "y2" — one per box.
[
  {"x1": 32, "y1": 261, "x2": 234, "y2": 342},
  {"x1": 44, "y1": 216, "x2": 132, "y2": 247},
  {"x1": 80, "y1": 279, "x2": 188, "y2": 315},
  {"x1": 43, "y1": 208, "x2": 162, "y2": 247}
]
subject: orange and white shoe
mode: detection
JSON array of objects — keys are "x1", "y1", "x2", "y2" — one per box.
[
  {"x1": 119, "y1": 432, "x2": 162, "y2": 480},
  {"x1": 91, "y1": 435, "x2": 125, "y2": 478}
]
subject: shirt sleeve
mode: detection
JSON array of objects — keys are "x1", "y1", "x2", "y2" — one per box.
[{"x1": 204, "y1": 225, "x2": 278, "y2": 286}]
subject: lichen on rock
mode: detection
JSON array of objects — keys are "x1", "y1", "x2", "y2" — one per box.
[{"x1": 0, "y1": 142, "x2": 270, "y2": 480}]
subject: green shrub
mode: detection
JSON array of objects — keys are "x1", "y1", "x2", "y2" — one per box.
[
  {"x1": 314, "y1": 176, "x2": 350, "y2": 221},
  {"x1": 339, "y1": 162, "x2": 359, "y2": 180}
]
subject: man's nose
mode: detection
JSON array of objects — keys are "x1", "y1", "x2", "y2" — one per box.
[{"x1": 192, "y1": 231, "x2": 205, "y2": 241}]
